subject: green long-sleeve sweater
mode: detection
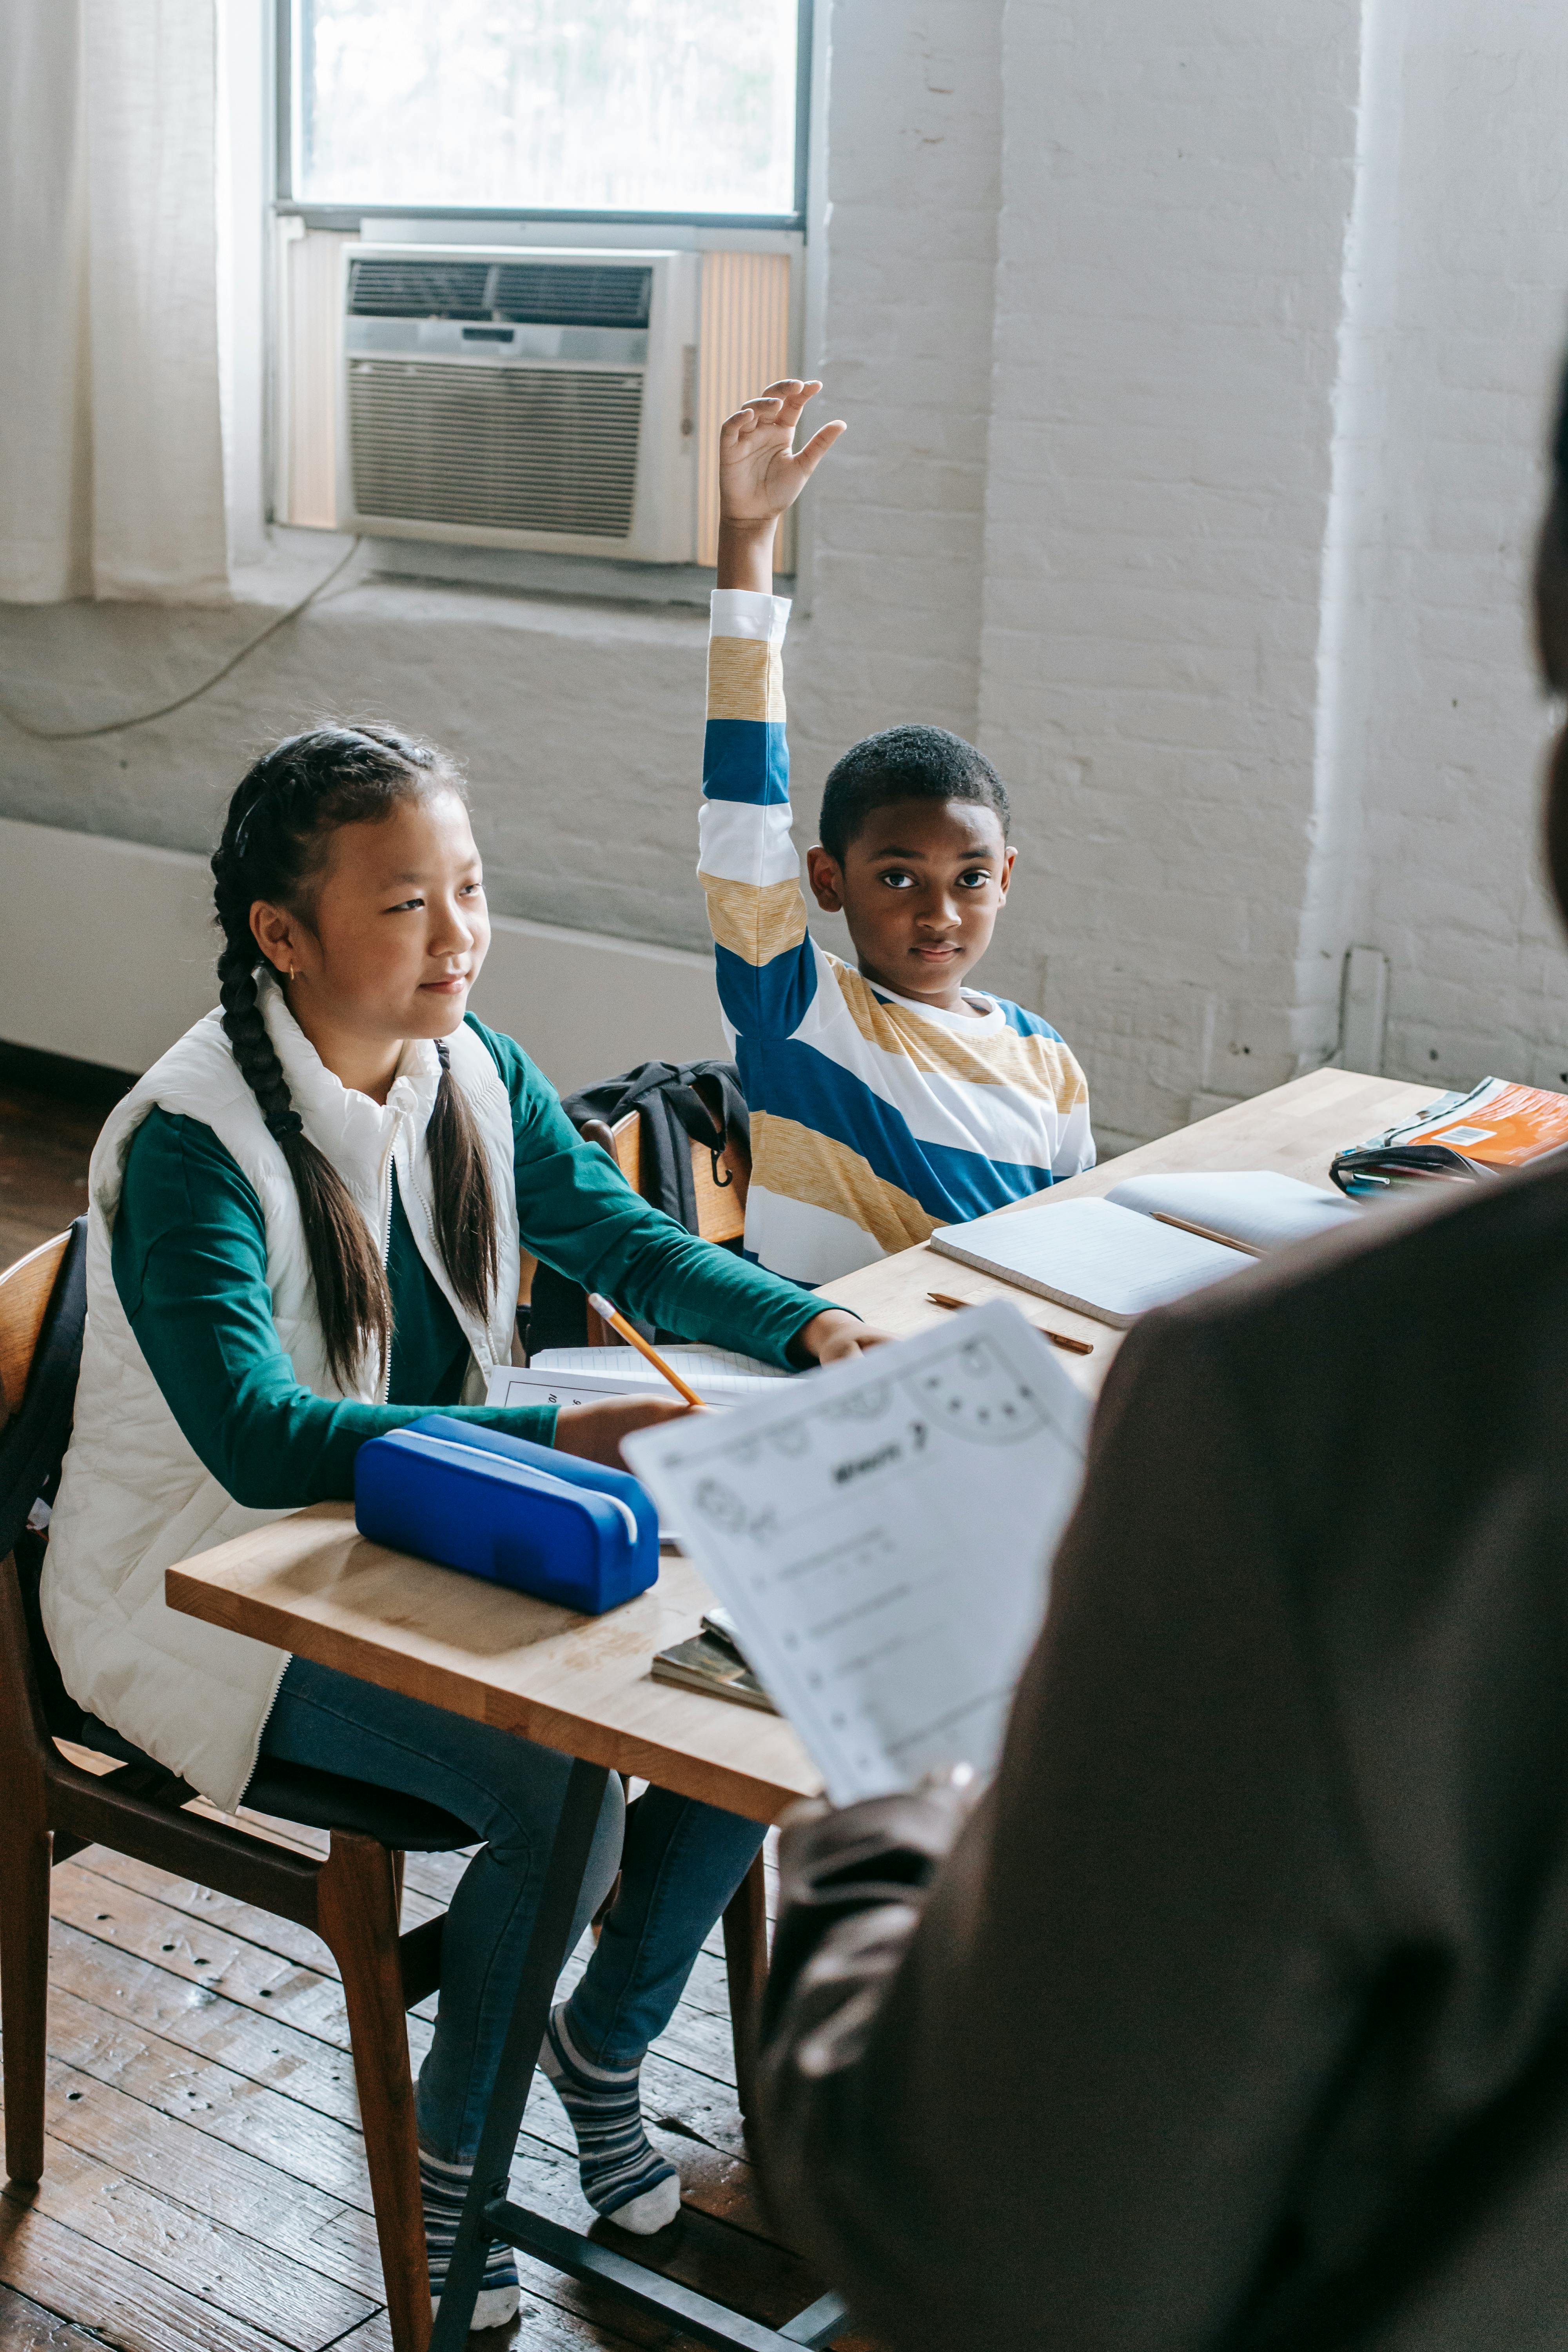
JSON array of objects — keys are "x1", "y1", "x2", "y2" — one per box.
[{"x1": 111, "y1": 1016, "x2": 832, "y2": 1510}]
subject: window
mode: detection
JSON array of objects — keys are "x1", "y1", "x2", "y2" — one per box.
[{"x1": 282, "y1": 0, "x2": 809, "y2": 223}]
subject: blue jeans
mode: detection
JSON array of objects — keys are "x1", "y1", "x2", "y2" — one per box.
[{"x1": 260, "y1": 1656, "x2": 764, "y2": 2162}]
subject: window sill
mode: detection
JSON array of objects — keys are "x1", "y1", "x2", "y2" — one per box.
[
  {"x1": 364, "y1": 536, "x2": 725, "y2": 610},
  {"x1": 253, "y1": 525, "x2": 791, "y2": 620}
]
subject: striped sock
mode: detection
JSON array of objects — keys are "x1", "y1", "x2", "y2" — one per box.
[
  {"x1": 419, "y1": 2147, "x2": 520, "y2": 2330},
  {"x1": 540, "y1": 2004, "x2": 681, "y2": 2234}
]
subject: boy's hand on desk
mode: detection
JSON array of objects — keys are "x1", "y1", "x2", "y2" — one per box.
[
  {"x1": 554, "y1": 1394, "x2": 695, "y2": 1469},
  {"x1": 794, "y1": 1309, "x2": 895, "y2": 1367}
]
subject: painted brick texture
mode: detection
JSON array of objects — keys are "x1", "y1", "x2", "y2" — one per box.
[
  {"x1": 5, "y1": 0, "x2": 1568, "y2": 1142},
  {"x1": 975, "y1": 0, "x2": 1362, "y2": 1143}
]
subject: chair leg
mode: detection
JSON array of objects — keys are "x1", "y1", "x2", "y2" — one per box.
[
  {"x1": 0, "y1": 1810, "x2": 52, "y2": 2188},
  {"x1": 721, "y1": 1849, "x2": 769, "y2": 2125},
  {"x1": 317, "y1": 1835, "x2": 430, "y2": 2352}
]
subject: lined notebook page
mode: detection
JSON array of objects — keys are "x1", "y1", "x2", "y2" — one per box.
[
  {"x1": 1104, "y1": 1170, "x2": 1359, "y2": 1251},
  {"x1": 487, "y1": 1348, "x2": 788, "y2": 1411},
  {"x1": 930, "y1": 1198, "x2": 1250, "y2": 1327},
  {"x1": 532, "y1": 1347, "x2": 785, "y2": 1383}
]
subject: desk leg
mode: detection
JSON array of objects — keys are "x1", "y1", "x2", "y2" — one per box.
[
  {"x1": 428, "y1": 1757, "x2": 610, "y2": 2352},
  {"x1": 430, "y1": 1756, "x2": 851, "y2": 2352}
]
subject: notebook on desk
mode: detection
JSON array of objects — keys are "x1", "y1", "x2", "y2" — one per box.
[
  {"x1": 928, "y1": 1171, "x2": 1363, "y2": 1328},
  {"x1": 486, "y1": 1346, "x2": 787, "y2": 1412}
]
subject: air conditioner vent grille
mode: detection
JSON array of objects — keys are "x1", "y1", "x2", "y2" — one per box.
[
  {"x1": 347, "y1": 257, "x2": 654, "y2": 328},
  {"x1": 348, "y1": 360, "x2": 643, "y2": 539},
  {"x1": 348, "y1": 259, "x2": 493, "y2": 319},
  {"x1": 492, "y1": 263, "x2": 652, "y2": 327}
]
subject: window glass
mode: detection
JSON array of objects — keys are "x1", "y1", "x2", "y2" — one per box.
[{"x1": 294, "y1": 0, "x2": 802, "y2": 217}]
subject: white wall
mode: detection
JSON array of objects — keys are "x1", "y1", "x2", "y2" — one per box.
[
  {"x1": 1320, "y1": 0, "x2": 1568, "y2": 1098},
  {"x1": 4, "y1": 0, "x2": 1568, "y2": 1140},
  {"x1": 0, "y1": 816, "x2": 723, "y2": 1089},
  {"x1": 0, "y1": 551, "x2": 714, "y2": 953},
  {"x1": 975, "y1": 0, "x2": 1363, "y2": 1146}
]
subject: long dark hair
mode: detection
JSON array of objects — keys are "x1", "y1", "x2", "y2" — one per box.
[{"x1": 211, "y1": 724, "x2": 498, "y2": 1388}]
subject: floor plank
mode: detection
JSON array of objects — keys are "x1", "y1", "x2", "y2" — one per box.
[
  {"x1": 40, "y1": 2051, "x2": 383, "y2": 2299},
  {"x1": 8, "y1": 2135, "x2": 372, "y2": 2349},
  {"x1": 0, "y1": 2280, "x2": 107, "y2": 2352},
  {"x1": 0, "y1": 1076, "x2": 115, "y2": 1265},
  {"x1": 0, "y1": 2187, "x2": 297, "y2": 2352}
]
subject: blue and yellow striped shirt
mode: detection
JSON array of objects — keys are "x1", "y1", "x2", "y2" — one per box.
[{"x1": 698, "y1": 589, "x2": 1095, "y2": 1285}]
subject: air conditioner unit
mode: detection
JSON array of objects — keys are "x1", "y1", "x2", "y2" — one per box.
[{"x1": 335, "y1": 243, "x2": 700, "y2": 561}]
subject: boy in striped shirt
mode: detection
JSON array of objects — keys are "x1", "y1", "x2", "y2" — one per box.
[{"x1": 699, "y1": 378, "x2": 1095, "y2": 1286}]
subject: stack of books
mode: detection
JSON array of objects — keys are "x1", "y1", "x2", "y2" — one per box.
[{"x1": 1330, "y1": 1077, "x2": 1568, "y2": 1195}]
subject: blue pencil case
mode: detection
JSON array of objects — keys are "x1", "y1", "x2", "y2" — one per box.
[{"x1": 354, "y1": 1414, "x2": 659, "y2": 1614}]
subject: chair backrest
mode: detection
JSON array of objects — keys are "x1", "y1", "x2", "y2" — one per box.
[
  {"x1": 528, "y1": 1063, "x2": 753, "y2": 1356},
  {"x1": 0, "y1": 1231, "x2": 73, "y2": 1421},
  {"x1": 592, "y1": 1107, "x2": 749, "y2": 1244},
  {"x1": 0, "y1": 1224, "x2": 87, "y2": 1567},
  {"x1": 0, "y1": 1222, "x2": 90, "y2": 1746},
  {"x1": 574, "y1": 1111, "x2": 749, "y2": 1346}
]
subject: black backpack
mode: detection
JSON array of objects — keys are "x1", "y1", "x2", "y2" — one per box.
[{"x1": 526, "y1": 1060, "x2": 750, "y2": 1354}]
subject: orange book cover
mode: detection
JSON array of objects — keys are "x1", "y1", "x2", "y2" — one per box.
[{"x1": 1416, "y1": 1080, "x2": 1568, "y2": 1168}]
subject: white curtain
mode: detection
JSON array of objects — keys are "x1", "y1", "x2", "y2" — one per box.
[{"x1": 0, "y1": 0, "x2": 229, "y2": 604}]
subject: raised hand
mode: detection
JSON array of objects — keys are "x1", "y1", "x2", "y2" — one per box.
[{"x1": 718, "y1": 379, "x2": 846, "y2": 536}]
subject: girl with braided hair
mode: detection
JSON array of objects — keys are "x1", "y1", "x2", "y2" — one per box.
[{"x1": 44, "y1": 721, "x2": 884, "y2": 2325}]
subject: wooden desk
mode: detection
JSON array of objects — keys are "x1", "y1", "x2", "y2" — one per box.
[
  {"x1": 169, "y1": 1513, "x2": 817, "y2": 1828},
  {"x1": 165, "y1": 1063, "x2": 1432, "y2": 2350},
  {"x1": 168, "y1": 1527, "x2": 837, "y2": 2352},
  {"x1": 827, "y1": 1065, "x2": 1437, "y2": 1392}
]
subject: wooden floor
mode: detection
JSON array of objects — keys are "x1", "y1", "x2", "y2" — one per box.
[
  {"x1": 0, "y1": 1078, "x2": 862, "y2": 2352},
  {"x1": 0, "y1": 1066, "x2": 118, "y2": 1267}
]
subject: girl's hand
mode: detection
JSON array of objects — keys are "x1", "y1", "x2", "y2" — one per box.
[
  {"x1": 554, "y1": 1393, "x2": 695, "y2": 1468},
  {"x1": 794, "y1": 1309, "x2": 894, "y2": 1367},
  {"x1": 719, "y1": 379, "x2": 846, "y2": 529}
]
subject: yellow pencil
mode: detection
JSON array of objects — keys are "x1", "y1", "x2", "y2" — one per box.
[
  {"x1": 926, "y1": 1290, "x2": 1094, "y2": 1356},
  {"x1": 587, "y1": 1292, "x2": 706, "y2": 1408},
  {"x1": 1149, "y1": 1210, "x2": 1263, "y2": 1258}
]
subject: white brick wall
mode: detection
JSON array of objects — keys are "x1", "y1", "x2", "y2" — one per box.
[
  {"x1": 974, "y1": 0, "x2": 1362, "y2": 1144},
  {"x1": 789, "y1": 0, "x2": 1003, "y2": 768},
  {"x1": 0, "y1": 555, "x2": 710, "y2": 956},
  {"x1": 1318, "y1": 0, "x2": 1568, "y2": 1100},
  {"x1": 5, "y1": 0, "x2": 1568, "y2": 1138}
]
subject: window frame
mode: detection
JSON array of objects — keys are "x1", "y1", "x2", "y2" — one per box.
[{"x1": 273, "y1": 0, "x2": 814, "y2": 233}]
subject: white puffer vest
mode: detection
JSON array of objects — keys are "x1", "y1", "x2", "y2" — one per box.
[{"x1": 43, "y1": 975, "x2": 521, "y2": 1809}]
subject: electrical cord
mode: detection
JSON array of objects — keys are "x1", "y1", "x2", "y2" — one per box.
[{"x1": 0, "y1": 535, "x2": 364, "y2": 743}]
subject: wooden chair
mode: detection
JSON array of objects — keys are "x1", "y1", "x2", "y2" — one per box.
[
  {"x1": 0, "y1": 1224, "x2": 475, "y2": 2352},
  {"x1": 579, "y1": 1093, "x2": 750, "y2": 1350}
]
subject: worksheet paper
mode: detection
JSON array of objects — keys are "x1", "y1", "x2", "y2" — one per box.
[{"x1": 623, "y1": 1299, "x2": 1091, "y2": 1803}]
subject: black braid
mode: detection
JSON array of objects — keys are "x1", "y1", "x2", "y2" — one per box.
[
  {"x1": 210, "y1": 722, "x2": 492, "y2": 1386},
  {"x1": 216, "y1": 944, "x2": 298, "y2": 1139},
  {"x1": 427, "y1": 1038, "x2": 499, "y2": 1319}
]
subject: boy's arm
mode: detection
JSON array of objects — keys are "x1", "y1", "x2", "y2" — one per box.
[
  {"x1": 1051, "y1": 1042, "x2": 1097, "y2": 1179},
  {"x1": 697, "y1": 382, "x2": 845, "y2": 1042}
]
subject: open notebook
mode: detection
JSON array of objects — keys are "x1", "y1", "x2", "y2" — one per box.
[
  {"x1": 486, "y1": 1345, "x2": 788, "y2": 1412},
  {"x1": 929, "y1": 1171, "x2": 1363, "y2": 1329}
]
